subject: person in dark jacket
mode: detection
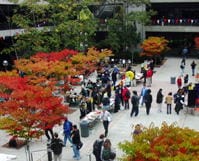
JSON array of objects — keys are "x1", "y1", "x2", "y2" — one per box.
[
  {"x1": 71, "y1": 125, "x2": 81, "y2": 160},
  {"x1": 144, "y1": 89, "x2": 153, "y2": 115},
  {"x1": 114, "y1": 86, "x2": 121, "y2": 113},
  {"x1": 93, "y1": 134, "x2": 105, "y2": 161},
  {"x1": 50, "y1": 133, "x2": 64, "y2": 161},
  {"x1": 130, "y1": 90, "x2": 140, "y2": 117},
  {"x1": 191, "y1": 61, "x2": 196, "y2": 76},
  {"x1": 44, "y1": 122, "x2": 54, "y2": 141},
  {"x1": 174, "y1": 89, "x2": 185, "y2": 115},
  {"x1": 156, "y1": 88, "x2": 164, "y2": 112}
]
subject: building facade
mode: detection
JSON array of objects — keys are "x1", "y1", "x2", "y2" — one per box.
[
  {"x1": 145, "y1": 0, "x2": 199, "y2": 53},
  {"x1": 0, "y1": 0, "x2": 199, "y2": 56}
]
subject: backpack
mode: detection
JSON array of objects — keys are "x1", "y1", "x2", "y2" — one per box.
[
  {"x1": 51, "y1": 139, "x2": 63, "y2": 155},
  {"x1": 93, "y1": 140, "x2": 103, "y2": 155},
  {"x1": 102, "y1": 148, "x2": 111, "y2": 160},
  {"x1": 125, "y1": 90, "x2": 130, "y2": 98}
]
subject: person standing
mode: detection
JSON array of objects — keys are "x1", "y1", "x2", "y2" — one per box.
[
  {"x1": 93, "y1": 134, "x2": 105, "y2": 161},
  {"x1": 156, "y1": 88, "x2": 164, "y2": 112},
  {"x1": 102, "y1": 93, "x2": 110, "y2": 111},
  {"x1": 71, "y1": 125, "x2": 81, "y2": 160},
  {"x1": 50, "y1": 133, "x2": 64, "y2": 161},
  {"x1": 191, "y1": 61, "x2": 196, "y2": 76},
  {"x1": 140, "y1": 83, "x2": 147, "y2": 107},
  {"x1": 130, "y1": 91, "x2": 140, "y2": 117},
  {"x1": 144, "y1": 89, "x2": 153, "y2": 115},
  {"x1": 180, "y1": 62, "x2": 185, "y2": 76},
  {"x1": 132, "y1": 124, "x2": 143, "y2": 138},
  {"x1": 114, "y1": 86, "x2": 121, "y2": 113},
  {"x1": 63, "y1": 117, "x2": 73, "y2": 147},
  {"x1": 100, "y1": 109, "x2": 112, "y2": 137},
  {"x1": 184, "y1": 74, "x2": 189, "y2": 86},
  {"x1": 165, "y1": 92, "x2": 173, "y2": 114},
  {"x1": 146, "y1": 68, "x2": 153, "y2": 87},
  {"x1": 122, "y1": 86, "x2": 131, "y2": 110},
  {"x1": 177, "y1": 76, "x2": 182, "y2": 89}
]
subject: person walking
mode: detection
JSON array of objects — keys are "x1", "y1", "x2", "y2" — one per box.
[
  {"x1": 130, "y1": 90, "x2": 140, "y2": 117},
  {"x1": 63, "y1": 117, "x2": 73, "y2": 147},
  {"x1": 71, "y1": 125, "x2": 81, "y2": 160},
  {"x1": 165, "y1": 92, "x2": 173, "y2": 114},
  {"x1": 144, "y1": 89, "x2": 153, "y2": 115},
  {"x1": 156, "y1": 88, "x2": 164, "y2": 112},
  {"x1": 101, "y1": 139, "x2": 116, "y2": 161},
  {"x1": 191, "y1": 61, "x2": 196, "y2": 76},
  {"x1": 44, "y1": 122, "x2": 54, "y2": 141},
  {"x1": 93, "y1": 134, "x2": 105, "y2": 161},
  {"x1": 50, "y1": 133, "x2": 64, "y2": 161},
  {"x1": 100, "y1": 109, "x2": 112, "y2": 137}
]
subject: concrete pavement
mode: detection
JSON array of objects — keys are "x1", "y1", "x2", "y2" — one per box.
[{"x1": 0, "y1": 57, "x2": 199, "y2": 161}]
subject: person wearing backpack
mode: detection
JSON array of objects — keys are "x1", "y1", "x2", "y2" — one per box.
[
  {"x1": 101, "y1": 139, "x2": 116, "y2": 161},
  {"x1": 63, "y1": 117, "x2": 73, "y2": 147},
  {"x1": 93, "y1": 134, "x2": 105, "y2": 161},
  {"x1": 122, "y1": 86, "x2": 130, "y2": 110},
  {"x1": 50, "y1": 132, "x2": 64, "y2": 161}
]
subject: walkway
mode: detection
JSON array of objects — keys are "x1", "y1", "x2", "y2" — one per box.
[{"x1": 0, "y1": 57, "x2": 198, "y2": 161}]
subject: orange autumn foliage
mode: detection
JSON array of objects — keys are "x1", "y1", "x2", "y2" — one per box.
[{"x1": 140, "y1": 37, "x2": 169, "y2": 57}]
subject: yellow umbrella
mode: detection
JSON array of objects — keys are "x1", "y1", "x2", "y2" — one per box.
[{"x1": 125, "y1": 71, "x2": 134, "y2": 80}]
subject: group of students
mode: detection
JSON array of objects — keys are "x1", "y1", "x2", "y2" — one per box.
[
  {"x1": 93, "y1": 134, "x2": 116, "y2": 161},
  {"x1": 44, "y1": 117, "x2": 82, "y2": 161}
]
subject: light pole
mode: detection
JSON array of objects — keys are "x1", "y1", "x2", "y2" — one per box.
[{"x1": 2, "y1": 60, "x2": 8, "y2": 71}]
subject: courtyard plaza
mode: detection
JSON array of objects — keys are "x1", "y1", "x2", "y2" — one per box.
[{"x1": 0, "y1": 57, "x2": 198, "y2": 161}]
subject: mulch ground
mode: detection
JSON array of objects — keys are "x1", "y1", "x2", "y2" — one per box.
[{"x1": 2, "y1": 140, "x2": 27, "y2": 149}]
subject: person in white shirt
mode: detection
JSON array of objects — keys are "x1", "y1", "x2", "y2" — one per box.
[{"x1": 99, "y1": 109, "x2": 112, "y2": 137}]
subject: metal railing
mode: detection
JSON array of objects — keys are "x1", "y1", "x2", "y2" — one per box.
[{"x1": 30, "y1": 149, "x2": 47, "y2": 161}]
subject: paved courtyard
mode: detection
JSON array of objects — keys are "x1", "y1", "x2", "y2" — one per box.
[{"x1": 0, "y1": 57, "x2": 198, "y2": 161}]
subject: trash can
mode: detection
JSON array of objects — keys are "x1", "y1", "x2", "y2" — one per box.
[
  {"x1": 80, "y1": 120, "x2": 89, "y2": 137},
  {"x1": 170, "y1": 77, "x2": 176, "y2": 84}
]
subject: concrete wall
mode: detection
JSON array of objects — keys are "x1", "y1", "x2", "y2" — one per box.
[
  {"x1": 150, "y1": 0, "x2": 199, "y2": 3},
  {"x1": 145, "y1": 26, "x2": 199, "y2": 33}
]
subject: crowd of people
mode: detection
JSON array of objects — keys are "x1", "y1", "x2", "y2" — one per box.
[{"x1": 43, "y1": 55, "x2": 198, "y2": 161}]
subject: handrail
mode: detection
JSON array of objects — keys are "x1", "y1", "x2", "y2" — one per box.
[{"x1": 30, "y1": 149, "x2": 47, "y2": 161}]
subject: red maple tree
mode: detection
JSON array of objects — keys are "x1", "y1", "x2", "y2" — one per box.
[{"x1": 0, "y1": 76, "x2": 68, "y2": 141}]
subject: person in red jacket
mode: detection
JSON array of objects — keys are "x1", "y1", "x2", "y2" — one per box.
[
  {"x1": 122, "y1": 86, "x2": 131, "y2": 110},
  {"x1": 177, "y1": 76, "x2": 182, "y2": 89},
  {"x1": 146, "y1": 68, "x2": 153, "y2": 87}
]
